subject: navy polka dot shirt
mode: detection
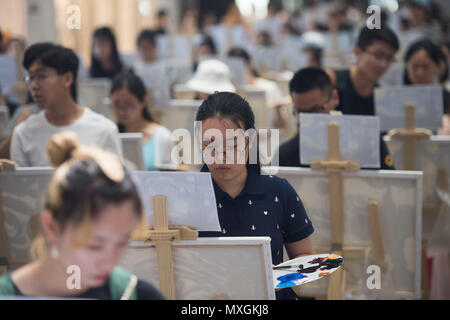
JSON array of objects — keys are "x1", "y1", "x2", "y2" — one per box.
[{"x1": 199, "y1": 164, "x2": 314, "y2": 266}]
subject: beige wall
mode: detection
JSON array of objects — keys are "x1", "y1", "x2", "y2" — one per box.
[
  {"x1": 55, "y1": 0, "x2": 168, "y2": 68},
  {"x1": 1, "y1": 0, "x2": 178, "y2": 68},
  {"x1": 0, "y1": 0, "x2": 27, "y2": 40}
]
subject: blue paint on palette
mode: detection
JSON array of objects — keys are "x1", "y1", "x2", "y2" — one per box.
[
  {"x1": 277, "y1": 281, "x2": 297, "y2": 288},
  {"x1": 277, "y1": 272, "x2": 307, "y2": 282},
  {"x1": 276, "y1": 272, "x2": 308, "y2": 288}
]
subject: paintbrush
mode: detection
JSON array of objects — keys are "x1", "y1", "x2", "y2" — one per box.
[{"x1": 120, "y1": 274, "x2": 138, "y2": 300}]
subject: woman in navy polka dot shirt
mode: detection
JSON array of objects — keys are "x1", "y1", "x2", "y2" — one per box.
[{"x1": 196, "y1": 92, "x2": 315, "y2": 300}]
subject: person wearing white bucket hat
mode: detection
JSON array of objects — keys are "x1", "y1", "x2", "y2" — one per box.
[{"x1": 185, "y1": 59, "x2": 236, "y2": 99}]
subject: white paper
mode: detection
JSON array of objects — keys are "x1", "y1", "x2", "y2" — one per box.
[
  {"x1": 78, "y1": 78, "x2": 112, "y2": 118},
  {"x1": 379, "y1": 63, "x2": 404, "y2": 86},
  {"x1": 0, "y1": 55, "x2": 17, "y2": 94},
  {"x1": 300, "y1": 113, "x2": 380, "y2": 168},
  {"x1": 222, "y1": 57, "x2": 248, "y2": 88},
  {"x1": 134, "y1": 61, "x2": 171, "y2": 109},
  {"x1": 132, "y1": 171, "x2": 221, "y2": 232},
  {"x1": 375, "y1": 85, "x2": 443, "y2": 131}
]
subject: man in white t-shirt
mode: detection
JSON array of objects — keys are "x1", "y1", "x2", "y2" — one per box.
[{"x1": 10, "y1": 42, "x2": 122, "y2": 167}]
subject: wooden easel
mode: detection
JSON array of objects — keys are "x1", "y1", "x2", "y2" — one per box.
[
  {"x1": 138, "y1": 195, "x2": 198, "y2": 300},
  {"x1": 387, "y1": 103, "x2": 431, "y2": 170},
  {"x1": 0, "y1": 160, "x2": 16, "y2": 275},
  {"x1": 387, "y1": 103, "x2": 445, "y2": 299},
  {"x1": 309, "y1": 123, "x2": 388, "y2": 299}
]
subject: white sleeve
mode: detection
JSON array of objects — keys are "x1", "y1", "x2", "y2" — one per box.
[{"x1": 10, "y1": 128, "x2": 29, "y2": 167}]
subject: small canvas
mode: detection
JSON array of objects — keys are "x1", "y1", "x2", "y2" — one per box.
[
  {"x1": 280, "y1": 48, "x2": 309, "y2": 73},
  {"x1": 119, "y1": 237, "x2": 275, "y2": 300},
  {"x1": 280, "y1": 36, "x2": 303, "y2": 54},
  {"x1": 161, "y1": 99, "x2": 201, "y2": 137},
  {"x1": 375, "y1": 85, "x2": 443, "y2": 131},
  {"x1": 209, "y1": 25, "x2": 249, "y2": 55},
  {"x1": 384, "y1": 136, "x2": 450, "y2": 239},
  {"x1": 0, "y1": 168, "x2": 53, "y2": 263},
  {"x1": 132, "y1": 171, "x2": 221, "y2": 232},
  {"x1": 155, "y1": 34, "x2": 195, "y2": 61},
  {"x1": 299, "y1": 113, "x2": 380, "y2": 168},
  {"x1": 379, "y1": 63, "x2": 404, "y2": 87},
  {"x1": 0, "y1": 106, "x2": 8, "y2": 135},
  {"x1": 134, "y1": 61, "x2": 171, "y2": 109},
  {"x1": 321, "y1": 31, "x2": 355, "y2": 54},
  {"x1": 249, "y1": 46, "x2": 282, "y2": 73},
  {"x1": 0, "y1": 55, "x2": 17, "y2": 95},
  {"x1": 119, "y1": 133, "x2": 145, "y2": 170},
  {"x1": 222, "y1": 57, "x2": 248, "y2": 88},
  {"x1": 120, "y1": 52, "x2": 138, "y2": 68},
  {"x1": 78, "y1": 78, "x2": 112, "y2": 119},
  {"x1": 156, "y1": 35, "x2": 170, "y2": 59},
  {"x1": 166, "y1": 59, "x2": 194, "y2": 85}
]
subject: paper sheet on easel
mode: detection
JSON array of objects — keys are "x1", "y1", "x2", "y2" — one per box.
[
  {"x1": 299, "y1": 113, "x2": 380, "y2": 168},
  {"x1": 132, "y1": 171, "x2": 221, "y2": 232},
  {"x1": 0, "y1": 55, "x2": 17, "y2": 94},
  {"x1": 375, "y1": 85, "x2": 443, "y2": 131},
  {"x1": 134, "y1": 61, "x2": 171, "y2": 109}
]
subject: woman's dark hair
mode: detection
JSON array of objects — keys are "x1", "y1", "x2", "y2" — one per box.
[
  {"x1": 195, "y1": 92, "x2": 261, "y2": 171},
  {"x1": 136, "y1": 29, "x2": 156, "y2": 48},
  {"x1": 356, "y1": 25, "x2": 399, "y2": 52},
  {"x1": 111, "y1": 71, "x2": 154, "y2": 132},
  {"x1": 198, "y1": 35, "x2": 217, "y2": 55},
  {"x1": 403, "y1": 39, "x2": 441, "y2": 84},
  {"x1": 90, "y1": 27, "x2": 123, "y2": 79}
]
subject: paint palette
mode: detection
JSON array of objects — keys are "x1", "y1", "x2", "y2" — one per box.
[{"x1": 273, "y1": 254, "x2": 344, "y2": 289}]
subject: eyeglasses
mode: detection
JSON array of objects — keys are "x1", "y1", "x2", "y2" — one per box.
[
  {"x1": 293, "y1": 92, "x2": 333, "y2": 115},
  {"x1": 24, "y1": 73, "x2": 58, "y2": 86},
  {"x1": 202, "y1": 139, "x2": 249, "y2": 163},
  {"x1": 366, "y1": 50, "x2": 396, "y2": 64}
]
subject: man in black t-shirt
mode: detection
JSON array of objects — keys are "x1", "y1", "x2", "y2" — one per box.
[
  {"x1": 275, "y1": 67, "x2": 394, "y2": 170},
  {"x1": 327, "y1": 25, "x2": 399, "y2": 116}
]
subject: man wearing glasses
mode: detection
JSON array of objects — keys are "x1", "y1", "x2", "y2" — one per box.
[
  {"x1": 327, "y1": 25, "x2": 399, "y2": 116},
  {"x1": 275, "y1": 67, "x2": 394, "y2": 170},
  {"x1": 10, "y1": 43, "x2": 121, "y2": 167}
]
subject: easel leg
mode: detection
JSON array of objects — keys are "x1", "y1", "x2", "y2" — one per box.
[
  {"x1": 155, "y1": 242, "x2": 176, "y2": 300},
  {"x1": 368, "y1": 201, "x2": 387, "y2": 272}
]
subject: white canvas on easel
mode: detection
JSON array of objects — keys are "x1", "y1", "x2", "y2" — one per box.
[
  {"x1": 119, "y1": 133, "x2": 145, "y2": 171},
  {"x1": 161, "y1": 99, "x2": 201, "y2": 138},
  {"x1": 132, "y1": 171, "x2": 220, "y2": 232},
  {"x1": 299, "y1": 113, "x2": 381, "y2": 168},
  {"x1": 379, "y1": 63, "x2": 404, "y2": 87},
  {"x1": 222, "y1": 57, "x2": 248, "y2": 89},
  {"x1": 133, "y1": 61, "x2": 171, "y2": 109},
  {"x1": 0, "y1": 167, "x2": 53, "y2": 268},
  {"x1": 0, "y1": 55, "x2": 17, "y2": 95},
  {"x1": 375, "y1": 85, "x2": 443, "y2": 131},
  {"x1": 263, "y1": 166, "x2": 423, "y2": 299},
  {"x1": 0, "y1": 107, "x2": 8, "y2": 137},
  {"x1": 248, "y1": 46, "x2": 282, "y2": 73},
  {"x1": 78, "y1": 78, "x2": 112, "y2": 119},
  {"x1": 384, "y1": 135, "x2": 450, "y2": 239},
  {"x1": 119, "y1": 237, "x2": 275, "y2": 300}
]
